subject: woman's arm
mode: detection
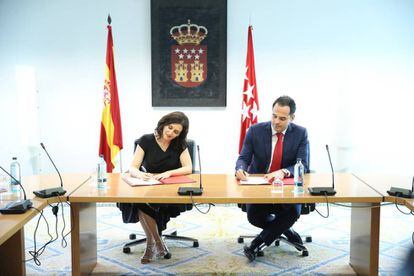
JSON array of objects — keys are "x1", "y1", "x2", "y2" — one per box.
[
  {"x1": 154, "y1": 148, "x2": 192, "y2": 180},
  {"x1": 129, "y1": 145, "x2": 153, "y2": 180}
]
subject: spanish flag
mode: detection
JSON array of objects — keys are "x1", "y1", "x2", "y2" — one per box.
[{"x1": 99, "y1": 16, "x2": 123, "y2": 172}]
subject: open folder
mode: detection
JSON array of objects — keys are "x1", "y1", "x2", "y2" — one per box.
[{"x1": 122, "y1": 174, "x2": 195, "y2": 186}]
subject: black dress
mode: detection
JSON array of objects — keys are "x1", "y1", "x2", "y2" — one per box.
[{"x1": 118, "y1": 134, "x2": 192, "y2": 232}]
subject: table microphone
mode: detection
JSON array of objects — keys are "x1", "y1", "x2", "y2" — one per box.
[
  {"x1": 0, "y1": 166, "x2": 33, "y2": 214},
  {"x1": 178, "y1": 145, "x2": 203, "y2": 196},
  {"x1": 387, "y1": 176, "x2": 414, "y2": 198},
  {"x1": 308, "y1": 145, "x2": 337, "y2": 196},
  {"x1": 33, "y1": 142, "x2": 66, "y2": 198}
]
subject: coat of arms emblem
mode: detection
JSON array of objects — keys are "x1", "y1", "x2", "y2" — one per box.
[{"x1": 170, "y1": 20, "x2": 208, "y2": 88}]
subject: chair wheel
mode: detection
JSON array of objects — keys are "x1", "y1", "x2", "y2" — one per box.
[
  {"x1": 275, "y1": 240, "x2": 280, "y2": 246},
  {"x1": 302, "y1": 250, "x2": 309, "y2": 257},
  {"x1": 123, "y1": 247, "x2": 131, "y2": 254},
  {"x1": 129, "y1": 234, "x2": 136, "y2": 240},
  {"x1": 257, "y1": 250, "x2": 264, "y2": 257},
  {"x1": 164, "y1": 252, "x2": 172, "y2": 259},
  {"x1": 305, "y1": 236, "x2": 312, "y2": 243},
  {"x1": 193, "y1": 241, "x2": 199, "y2": 247},
  {"x1": 237, "y1": 237, "x2": 244, "y2": 243}
]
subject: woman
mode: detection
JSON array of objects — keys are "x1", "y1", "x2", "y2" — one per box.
[{"x1": 119, "y1": 111, "x2": 192, "y2": 264}]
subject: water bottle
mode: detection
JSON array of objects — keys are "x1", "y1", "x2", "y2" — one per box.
[
  {"x1": 10, "y1": 157, "x2": 21, "y2": 193},
  {"x1": 294, "y1": 158, "x2": 304, "y2": 194},
  {"x1": 97, "y1": 155, "x2": 107, "y2": 189}
]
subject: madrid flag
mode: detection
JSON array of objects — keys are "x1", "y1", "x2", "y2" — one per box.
[
  {"x1": 99, "y1": 17, "x2": 123, "y2": 172},
  {"x1": 239, "y1": 25, "x2": 259, "y2": 153}
]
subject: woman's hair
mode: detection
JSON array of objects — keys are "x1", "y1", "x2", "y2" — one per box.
[{"x1": 155, "y1": 111, "x2": 189, "y2": 150}]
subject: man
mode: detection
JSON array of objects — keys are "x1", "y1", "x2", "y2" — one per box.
[{"x1": 235, "y1": 95, "x2": 309, "y2": 261}]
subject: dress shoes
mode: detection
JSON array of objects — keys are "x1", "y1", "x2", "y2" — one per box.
[
  {"x1": 243, "y1": 245, "x2": 257, "y2": 262},
  {"x1": 283, "y1": 229, "x2": 303, "y2": 245}
]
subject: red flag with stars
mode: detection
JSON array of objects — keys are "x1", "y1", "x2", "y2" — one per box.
[{"x1": 239, "y1": 25, "x2": 259, "y2": 153}]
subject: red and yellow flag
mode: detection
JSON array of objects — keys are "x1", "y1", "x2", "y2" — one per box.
[{"x1": 99, "y1": 18, "x2": 123, "y2": 172}]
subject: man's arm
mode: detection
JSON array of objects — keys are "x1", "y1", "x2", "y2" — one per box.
[
  {"x1": 285, "y1": 128, "x2": 310, "y2": 175},
  {"x1": 236, "y1": 127, "x2": 254, "y2": 173}
]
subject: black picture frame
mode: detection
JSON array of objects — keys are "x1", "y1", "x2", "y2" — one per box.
[{"x1": 151, "y1": 0, "x2": 227, "y2": 107}]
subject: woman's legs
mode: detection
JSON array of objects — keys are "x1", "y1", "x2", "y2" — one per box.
[
  {"x1": 138, "y1": 210, "x2": 155, "y2": 264},
  {"x1": 139, "y1": 211, "x2": 170, "y2": 258}
]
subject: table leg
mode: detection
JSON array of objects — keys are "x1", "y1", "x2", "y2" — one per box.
[
  {"x1": 350, "y1": 202, "x2": 380, "y2": 275},
  {"x1": 71, "y1": 202, "x2": 97, "y2": 275},
  {"x1": 0, "y1": 228, "x2": 25, "y2": 275}
]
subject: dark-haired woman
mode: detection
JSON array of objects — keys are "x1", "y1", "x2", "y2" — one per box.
[{"x1": 119, "y1": 111, "x2": 192, "y2": 264}]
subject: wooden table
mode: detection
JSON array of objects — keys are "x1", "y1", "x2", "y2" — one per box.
[
  {"x1": 69, "y1": 173, "x2": 382, "y2": 275},
  {"x1": 353, "y1": 174, "x2": 414, "y2": 211},
  {"x1": 0, "y1": 173, "x2": 91, "y2": 275}
]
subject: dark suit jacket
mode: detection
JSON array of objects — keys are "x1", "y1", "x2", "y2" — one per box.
[{"x1": 236, "y1": 121, "x2": 310, "y2": 175}]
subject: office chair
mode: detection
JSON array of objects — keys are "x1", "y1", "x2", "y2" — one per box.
[
  {"x1": 238, "y1": 145, "x2": 314, "y2": 257},
  {"x1": 122, "y1": 138, "x2": 199, "y2": 254}
]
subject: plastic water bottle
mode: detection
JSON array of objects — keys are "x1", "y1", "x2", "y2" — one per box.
[
  {"x1": 10, "y1": 157, "x2": 21, "y2": 193},
  {"x1": 294, "y1": 158, "x2": 304, "y2": 194},
  {"x1": 97, "y1": 155, "x2": 107, "y2": 189}
]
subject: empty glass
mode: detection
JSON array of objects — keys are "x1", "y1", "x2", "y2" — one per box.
[{"x1": 271, "y1": 178, "x2": 284, "y2": 193}]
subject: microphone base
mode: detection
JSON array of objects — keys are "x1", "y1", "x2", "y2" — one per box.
[
  {"x1": 387, "y1": 187, "x2": 414, "y2": 198},
  {"x1": 308, "y1": 187, "x2": 337, "y2": 196},
  {"x1": 33, "y1": 187, "x2": 66, "y2": 198},
  {"x1": 177, "y1": 187, "x2": 203, "y2": 196},
  {"x1": 0, "y1": 199, "x2": 33, "y2": 214}
]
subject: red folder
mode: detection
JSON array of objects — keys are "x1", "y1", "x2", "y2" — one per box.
[{"x1": 160, "y1": 175, "x2": 196, "y2": 184}]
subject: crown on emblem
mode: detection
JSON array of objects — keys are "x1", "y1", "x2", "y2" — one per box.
[{"x1": 170, "y1": 19, "x2": 208, "y2": 45}]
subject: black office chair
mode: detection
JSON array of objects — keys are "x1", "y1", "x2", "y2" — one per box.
[
  {"x1": 238, "y1": 146, "x2": 314, "y2": 257},
  {"x1": 122, "y1": 138, "x2": 199, "y2": 254}
]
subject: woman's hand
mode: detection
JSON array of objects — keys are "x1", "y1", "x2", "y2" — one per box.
[
  {"x1": 154, "y1": 171, "x2": 172, "y2": 180},
  {"x1": 130, "y1": 167, "x2": 153, "y2": 180}
]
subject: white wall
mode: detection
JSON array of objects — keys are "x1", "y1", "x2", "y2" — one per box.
[{"x1": 0, "y1": 0, "x2": 413, "y2": 177}]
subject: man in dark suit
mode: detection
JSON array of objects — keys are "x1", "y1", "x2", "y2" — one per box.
[{"x1": 236, "y1": 95, "x2": 309, "y2": 261}]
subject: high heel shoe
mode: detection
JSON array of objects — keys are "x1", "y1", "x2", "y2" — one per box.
[
  {"x1": 140, "y1": 244, "x2": 155, "y2": 264},
  {"x1": 155, "y1": 241, "x2": 171, "y2": 259}
]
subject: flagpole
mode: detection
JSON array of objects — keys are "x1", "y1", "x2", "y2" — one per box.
[{"x1": 119, "y1": 151, "x2": 123, "y2": 173}]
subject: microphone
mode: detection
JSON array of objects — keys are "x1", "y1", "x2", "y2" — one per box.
[
  {"x1": 0, "y1": 166, "x2": 33, "y2": 214},
  {"x1": 178, "y1": 144, "x2": 203, "y2": 196},
  {"x1": 386, "y1": 175, "x2": 414, "y2": 198},
  {"x1": 308, "y1": 144, "x2": 337, "y2": 196},
  {"x1": 33, "y1": 142, "x2": 66, "y2": 198}
]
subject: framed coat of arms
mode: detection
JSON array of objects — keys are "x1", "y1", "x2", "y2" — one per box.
[{"x1": 151, "y1": 0, "x2": 227, "y2": 107}]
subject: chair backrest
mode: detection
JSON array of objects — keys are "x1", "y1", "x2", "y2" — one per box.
[{"x1": 133, "y1": 138, "x2": 197, "y2": 173}]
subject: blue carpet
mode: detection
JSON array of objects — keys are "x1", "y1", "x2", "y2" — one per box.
[{"x1": 23, "y1": 204, "x2": 413, "y2": 275}]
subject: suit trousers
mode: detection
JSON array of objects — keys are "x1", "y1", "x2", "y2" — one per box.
[{"x1": 246, "y1": 203, "x2": 301, "y2": 246}]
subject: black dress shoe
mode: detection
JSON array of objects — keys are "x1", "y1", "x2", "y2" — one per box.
[
  {"x1": 243, "y1": 245, "x2": 257, "y2": 262},
  {"x1": 283, "y1": 229, "x2": 303, "y2": 245}
]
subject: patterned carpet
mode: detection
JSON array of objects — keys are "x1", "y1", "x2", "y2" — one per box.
[{"x1": 24, "y1": 203, "x2": 413, "y2": 275}]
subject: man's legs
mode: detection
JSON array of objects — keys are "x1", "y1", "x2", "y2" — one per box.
[{"x1": 243, "y1": 203, "x2": 301, "y2": 261}]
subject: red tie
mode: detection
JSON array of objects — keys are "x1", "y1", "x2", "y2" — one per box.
[{"x1": 269, "y1": 133, "x2": 283, "y2": 172}]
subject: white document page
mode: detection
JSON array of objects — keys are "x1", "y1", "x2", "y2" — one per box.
[
  {"x1": 239, "y1": 177, "x2": 269, "y2": 185},
  {"x1": 122, "y1": 174, "x2": 161, "y2": 186}
]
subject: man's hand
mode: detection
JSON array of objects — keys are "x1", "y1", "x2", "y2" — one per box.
[
  {"x1": 236, "y1": 169, "x2": 249, "y2": 180},
  {"x1": 264, "y1": 170, "x2": 285, "y2": 181}
]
